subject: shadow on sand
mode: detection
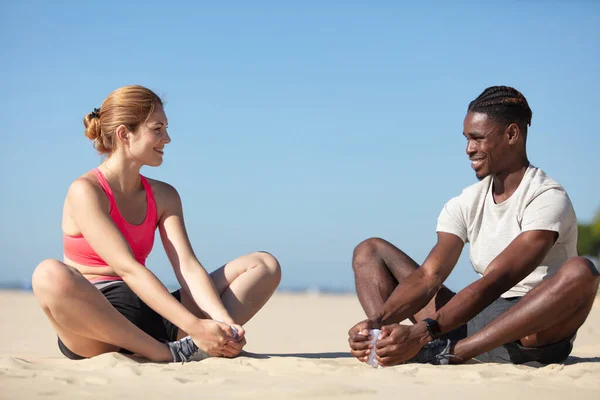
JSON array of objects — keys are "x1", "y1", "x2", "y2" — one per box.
[
  {"x1": 563, "y1": 356, "x2": 600, "y2": 364},
  {"x1": 242, "y1": 351, "x2": 351, "y2": 359},
  {"x1": 126, "y1": 352, "x2": 599, "y2": 364}
]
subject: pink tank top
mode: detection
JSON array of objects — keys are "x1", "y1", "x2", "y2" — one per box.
[{"x1": 63, "y1": 168, "x2": 158, "y2": 282}]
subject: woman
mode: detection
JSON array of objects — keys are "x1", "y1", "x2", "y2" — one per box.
[{"x1": 32, "y1": 85, "x2": 281, "y2": 362}]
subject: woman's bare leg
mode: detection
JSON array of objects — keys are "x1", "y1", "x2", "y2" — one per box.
[
  {"x1": 32, "y1": 259, "x2": 172, "y2": 361},
  {"x1": 179, "y1": 252, "x2": 281, "y2": 326}
]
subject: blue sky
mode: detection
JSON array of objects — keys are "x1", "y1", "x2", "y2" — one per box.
[{"x1": 1, "y1": 1, "x2": 599, "y2": 292}]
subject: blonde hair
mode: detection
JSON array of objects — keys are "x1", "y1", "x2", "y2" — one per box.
[{"x1": 83, "y1": 85, "x2": 163, "y2": 154}]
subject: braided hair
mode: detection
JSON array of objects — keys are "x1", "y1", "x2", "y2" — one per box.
[{"x1": 468, "y1": 86, "x2": 532, "y2": 133}]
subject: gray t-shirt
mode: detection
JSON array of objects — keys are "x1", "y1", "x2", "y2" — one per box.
[{"x1": 436, "y1": 164, "x2": 578, "y2": 298}]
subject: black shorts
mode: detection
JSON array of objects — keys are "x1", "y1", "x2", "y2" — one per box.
[
  {"x1": 442, "y1": 296, "x2": 576, "y2": 365},
  {"x1": 58, "y1": 280, "x2": 182, "y2": 360}
]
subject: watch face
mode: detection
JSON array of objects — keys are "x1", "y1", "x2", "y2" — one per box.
[{"x1": 424, "y1": 318, "x2": 441, "y2": 337}]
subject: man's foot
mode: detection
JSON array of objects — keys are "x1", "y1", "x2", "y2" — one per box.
[
  {"x1": 406, "y1": 339, "x2": 457, "y2": 365},
  {"x1": 166, "y1": 336, "x2": 211, "y2": 363}
]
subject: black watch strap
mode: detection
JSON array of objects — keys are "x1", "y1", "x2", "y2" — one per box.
[{"x1": 423, "y1": 318, "x2": 442, "y2": 340}]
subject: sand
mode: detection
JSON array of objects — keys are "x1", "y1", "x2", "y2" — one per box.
[{"x1": 1, "y1": 290, "x2": 599, "y2": 399}]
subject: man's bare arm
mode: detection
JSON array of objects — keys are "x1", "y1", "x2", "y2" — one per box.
[
  {"x1": 372, "y1": 232, "x2": 464, "y2": 325},
  {"x1": 431, "y1": 230, "x2": 557, "y2": 335}
]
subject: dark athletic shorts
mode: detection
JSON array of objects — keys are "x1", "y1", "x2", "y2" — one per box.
[
  {"x1": 58, "y1": 280, "x2": 182, "y2": 360},
  {"x1": 441, "y1": 296, "x2": 576, "y2": 365}
]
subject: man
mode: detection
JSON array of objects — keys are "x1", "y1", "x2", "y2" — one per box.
[{"x1": 348, "y1": 86, "x2": 599, "y2": 366}]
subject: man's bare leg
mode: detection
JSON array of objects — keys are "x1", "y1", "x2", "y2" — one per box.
[
  {"x1": 452, "y1": 257, "x2": 599, "y2": 363},
  {"x1": 352, "y1": 237, "x2": 455, "y2": 323}
]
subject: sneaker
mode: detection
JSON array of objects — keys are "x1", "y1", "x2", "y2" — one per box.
[
  {"x1": 406, "y1": 339, "x2": 457, "y2": 365},
  {"x1": 166, "y1": 336, "x2": 211, "y2": 363}
]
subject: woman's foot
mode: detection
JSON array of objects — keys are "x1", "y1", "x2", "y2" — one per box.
[{"x1": 166, "y1": 336, "x2": 211, "y2": 363}]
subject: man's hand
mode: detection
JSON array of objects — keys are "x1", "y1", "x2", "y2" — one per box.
[
  {"x1": 375, "y1": 323, "x2": 429, "y2": 366},
  {"x1": 348, "y1": 319, "x2": 380, "y2": 362}
]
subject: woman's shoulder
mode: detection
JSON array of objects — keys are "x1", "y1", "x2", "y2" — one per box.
[
  {"x1": 145, "y1": 177, "x2": 178, "y2": 196},
  {"x1": 67, "y1": 170, "x2": 104, "y2": 199},
  {"x1": 64, "y1": 170, "x2": 110, "y2": 211},
  {"x1": 144, "y1": 177, "x2": 182, "y2": 209}
]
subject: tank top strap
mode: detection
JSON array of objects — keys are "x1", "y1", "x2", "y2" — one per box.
[
  {"x1": 139, "y1": 175, "x2": 158, "y2": 226},
  {"x1": 92, "y1": 168, "x2": 117, "y2": 212}
]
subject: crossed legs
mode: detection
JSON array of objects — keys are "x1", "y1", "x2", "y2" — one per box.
[
  {"x1": 352, "y1": 237, "x2": 455, "y2": 324},
  {"x1": 352, "y1": 237, "x2": 600, "y2": 364},
  {"x1": 32, "y1": 252, "x2": 281, "y2": 361}
]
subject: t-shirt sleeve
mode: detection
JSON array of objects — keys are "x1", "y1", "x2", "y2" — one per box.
[
  {"x1": 521, "y1": 188, "x2": 575, "y2": 240},
  {"x1": 436, "y1": 195, "x2": 468, "y2": 243}
]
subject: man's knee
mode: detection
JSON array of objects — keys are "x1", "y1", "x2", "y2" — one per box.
[
  {"x1": 557, "y1": 257, "x2": 600, "y2": 291},
  {"x1": 352, "y1": 237, "x2": 388, "y2": 267}
]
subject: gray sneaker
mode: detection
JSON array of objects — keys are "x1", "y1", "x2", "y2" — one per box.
[
  {"x1": 406, "y1": 339, "x2": 457, "y2": 365},
  {"x1": 166, "y1": 336, "x2": 211, "y2": 363}
]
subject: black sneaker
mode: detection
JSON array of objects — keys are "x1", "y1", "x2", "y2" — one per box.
[
  {"x1": 406, "y1": 339, "x2": 457, "y2": 365},
  {"x1": 166, "y1": 336, "x2": 211, "y2": 363}
]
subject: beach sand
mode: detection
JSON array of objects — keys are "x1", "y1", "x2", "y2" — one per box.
[{"x1": 1, "y1": 290, "x2": 598, "y2": 399}]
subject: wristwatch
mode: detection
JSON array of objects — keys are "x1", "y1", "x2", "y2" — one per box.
[{"x1": 422, "y1": 318, "x2": 442, "y2": 340}]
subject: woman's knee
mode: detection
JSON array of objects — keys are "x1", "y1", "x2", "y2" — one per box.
[
  {"x1": 253, "y1": 251, "x2": 282, "y2": 284},
  {"x1": 32, "y1": 259, "x2": 77, "y2": 300}
]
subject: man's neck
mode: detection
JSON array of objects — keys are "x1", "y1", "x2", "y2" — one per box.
[{"x1": 492, "y1": 159, "x2": 529, "y2": 204}]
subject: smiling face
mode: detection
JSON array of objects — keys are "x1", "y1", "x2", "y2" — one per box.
[
  {"x1": 463, "y1": 111, "x2": 518, "y2": 180},
  {"x1": 125, "y1": 104, "x2": 171, "y2": 167}
]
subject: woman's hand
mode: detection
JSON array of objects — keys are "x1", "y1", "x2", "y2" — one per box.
[
  {"x1": 223, "y1": 323, "x2": 246, "y2": 358},
  {"x1": 187, "y1": 319, "x2": 243, "y2": 357},
  {"x1": 229, "y1": 323, "x2": 245, "y2": 340}
]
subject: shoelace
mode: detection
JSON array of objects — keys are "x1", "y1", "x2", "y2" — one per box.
[
  {"x1": 431, "y1": 340, "x2": 461, "y2": 365},
  {"x1": 167, "y1": 336, "x2": 208, "y2": 363},
  {"x1": 403, "y1": 339, "x2": 459, "y2": 365}
]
